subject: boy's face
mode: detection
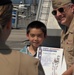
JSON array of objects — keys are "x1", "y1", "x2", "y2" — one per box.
[{"x1": 27, "y1": 28, "x2": 46, "y2": 48}]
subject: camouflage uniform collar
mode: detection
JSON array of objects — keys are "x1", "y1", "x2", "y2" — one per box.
[{"x1": 66, "y1": 17, "x2": 74, "y2": 34}]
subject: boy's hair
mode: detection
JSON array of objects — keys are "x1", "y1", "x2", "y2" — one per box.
[{"x1": 27, "y1": 20, "x2": 47, "y2": 37}]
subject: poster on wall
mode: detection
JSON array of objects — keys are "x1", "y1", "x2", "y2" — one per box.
[{"x1": 37, "y1": 47, "x2": 65, "y2": 75}]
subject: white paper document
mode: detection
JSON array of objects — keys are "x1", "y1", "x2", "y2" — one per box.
[{"x1": 37, "y1": 47, "x2": 64, "y2": 75}]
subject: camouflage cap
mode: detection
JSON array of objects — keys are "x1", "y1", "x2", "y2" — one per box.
[
  {"x1": 0, "y1": 0, "x2": 12, "y2": 6},
  {"x1": 52, "y1": 0, "x2": 71, "y2": 8}
]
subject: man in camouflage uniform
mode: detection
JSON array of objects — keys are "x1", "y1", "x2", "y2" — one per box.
[{"x1": 52, "y1": 0, "x2": 74, "y2": 69}]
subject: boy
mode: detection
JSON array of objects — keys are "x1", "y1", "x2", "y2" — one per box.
[{"x1": 20, "y1": 20, "x2": 47, "y2": 57}]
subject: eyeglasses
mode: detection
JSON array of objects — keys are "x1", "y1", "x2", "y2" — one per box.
[
  {"x1": 52, "y1": 7, "x2": 64, "y2": 16},
  {"x1": 52, "y1": 3, "x2": 72, "y2": 16}
]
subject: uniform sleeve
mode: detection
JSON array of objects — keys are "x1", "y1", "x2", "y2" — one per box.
[{"x1": 19, "y1": 53, "x2": 39, "y2": 75}]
